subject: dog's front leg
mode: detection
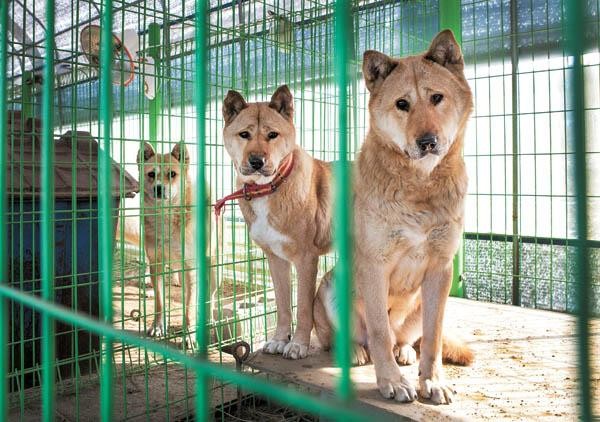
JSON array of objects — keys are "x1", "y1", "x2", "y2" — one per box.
[
  {"x1": 148, "y1": 262, "x2": 166, "y2": 337},
  {"x1": 283, "y1": 254, "x2": 318, "y2": 359},
  {"x1": 182, "y1": 267, "x2": 197, "y2": 351},
  {"x1": 358, "y1": 260, "x2": 417, "y2": 402},
  {"x1": 263, "y1": 253, "x2": 292, "y2": 355},
  {"x1": 419, "y1": 263, "x2": 454, "y2": 404}
]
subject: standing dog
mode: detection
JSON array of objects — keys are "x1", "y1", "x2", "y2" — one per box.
[
  {"x1": 219, "y1": 85, "x2": 332, "y2": 359},
  {"x1": 314, "y1": 30, "x2": 474, "y2": 403},
  {"x1": 138, "y1": 141, "x2": 196, "y2": 347}
]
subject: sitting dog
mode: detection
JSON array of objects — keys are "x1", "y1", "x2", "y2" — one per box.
[
  {"x1": 314, "y1": 30, "x2": 474, "y2": 404},
  {"x1": 217, "y1": 85, "x2": 332, "y2": 359},
  {"x1": 137, "y1": 141, "x2": 196, "y2": 348}
]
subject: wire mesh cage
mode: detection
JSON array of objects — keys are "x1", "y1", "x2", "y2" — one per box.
[{"x1": 0, "y1": 0, "x2": 598, "y2": 421}]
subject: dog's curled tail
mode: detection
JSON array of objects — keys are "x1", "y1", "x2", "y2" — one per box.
[{"x1": 442, "y1": 336, "x2": 474, "y2": 366}]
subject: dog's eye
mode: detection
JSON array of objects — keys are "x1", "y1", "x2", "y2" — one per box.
[
  {"x1": 395, "y1": 99, "x2": 410, "y2": 112},
  {"x1": 239, "y1": 131, "x2": 250, "y2": 139},
  {"x1": 169, "y1": 171, "x2": 177, "y2": 178},
  {"x1": 267, "y1": 131, "x2": 279, "y2": 140},
  {"x1": 431, "y1": 93, "x2": 444, "y2": 105},
  {"x1": 148, "y1": 171, "x2": 155, "y2": 179}
]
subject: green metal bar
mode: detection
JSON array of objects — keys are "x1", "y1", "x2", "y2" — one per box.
[
  {"x1": 98, "y1": 0, "x2": 114, "y2": 420},
  {"x1": 148, "y1": 22, "x2": 161, "y2": 148},
  {"x1": 564, "y1": 1, "x2": 593, "y2": 420},
  {"x1": 194, "y1": 1, "x2": 209, "y2": 420},
  {"x1": 0, "y1": 1, "x2": 8, "y2": 419},
  {"x1": 0, "y1": 284, "x2": 388, "y2": 422},
  {"x1": 333, "y1": 0, "x2": 353, "y2": 403},
  {"x1": 509, "y1": 0, "x2": 520, "y2": 306},
  {"x1": 440, "y1": 0, "x2": 464, "y2": 297},
  {"x1": 41, "y1": 1, "x2": 56, "y2": 420},
  {"x1": 21, "y1": 70, "x2": 34, "y2": 121}
]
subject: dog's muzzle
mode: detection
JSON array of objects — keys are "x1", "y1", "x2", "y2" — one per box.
[
  {"x1": 153, "y1": 184, "x2": 163, "y2": 198},
  {"x1": 416, "y1": 134, "x2": 438, "y2": 152}
]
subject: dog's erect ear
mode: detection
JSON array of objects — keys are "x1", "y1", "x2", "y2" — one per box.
[
  {"x1": 268, "y1": 85, "x2": 294, "y2": 121},
  {"x1": 362, "y1": 50, "x2": 397, "y2": 92},
  {"x1": 171, "y1": 141, "x2": 189, "y2": 165},
  {"x1": 137, "y1": 142, "x2": 155, "y2": 164},
  {"x1": 223, "y1": 90, "x2": 248, "y2": 125},
  {"x1": 424, "y1": 29, "x2": 464, "y2": 73}
]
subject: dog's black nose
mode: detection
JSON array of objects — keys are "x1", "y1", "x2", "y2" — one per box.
[
  {"x1": 416, "y1": 133, "x2": 438, "y2": 152},
  {"x1": 153, "y1": 185, "x2": 163, "y2": 198},
  {"x1": 248, "y1": 155, "x2": 265, "y2": 170}
]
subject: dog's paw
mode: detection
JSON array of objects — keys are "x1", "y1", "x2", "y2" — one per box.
[
  {"x1": 419, "y1": 378, "x2": 455, "y2": 404},
  {"x1": 182, "y1": 333, "x2": 197, "y2": 351},
  {"x1": 351, "y1": 343, "x2": 371, "y2": 366},
  {"x1": 263, "y1": 338, "x2": 288, "y2": 355},
  {"x1": 147, "y1": 322, "x2": 165, "y2": 338},
  {"x1": 282, "y1": 341, "x2": 308, "y2": 360},
  {"x1": 377, "y1": 373, "x2": 418, "y2": 403},
  {"x1": 394, "y1": 343, "x2": 417, "y2": 366}
]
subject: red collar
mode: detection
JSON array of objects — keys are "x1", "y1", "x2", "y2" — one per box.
[{"x1": 213, "y1": 153, "x2": 295, "y2": 218}]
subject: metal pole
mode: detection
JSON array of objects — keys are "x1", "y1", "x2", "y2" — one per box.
[
  {"x1": 565, "y1": 0, "x2": 593, "y2": 419},
  {"x1": 148, "y1": 22, "x2": 162, "y2": 148},
  {"x1": 510, "y1": 0, "x2": 521, "y2": 306},
  {"x1": 440, "y1": 0, "x2": 464, "y2": 298},
  {"x1": 98, "y1": 0, "x2": 114, "y2": 420},
  {"x1": 334, "y1": 0, "x2": 353, "y2": 403},
  {"x1": 40, "y1": 0, "x2": 56, "y2": 420},
  {"x1": 0, "y1": 1, "x2": 9, "y2": 419},
  {"x1": 194, "y1": 0, "x2": 209, "y2": 420}
]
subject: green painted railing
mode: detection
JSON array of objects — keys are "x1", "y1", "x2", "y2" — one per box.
[
  {"x1": 0, "y1": 0, "x2": 595, "y2": 421},
  {"x1": 0, "y1": 1, "x2": 7, "y2": 420}
]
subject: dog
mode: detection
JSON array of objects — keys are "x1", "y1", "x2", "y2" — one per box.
[
  {"x1": 313, "y1": 30, "x2": 474, "y2": 404},
  {"x1": 137, "y1": 141, "x2": 196, "y2": 348},
  {"x1": 219, "y1": 85, "x2": 332, "y2": 359}
]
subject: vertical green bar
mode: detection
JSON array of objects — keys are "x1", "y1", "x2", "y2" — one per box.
[
  {"x1": 148, "y1": 23, "x2": 161, "y2": 148},
  {"x1": 194, "y1": 1, "x2": 209, "y2": 420},
  {"x1": 99, "y1": 0, "x2": 114, "y2": 420},
  {"x1": 565, "y1": 1, "x2": 592, "y2": 420},
  {"x1": 21, "y1": 71, "x2": 34, "y2": 121},
  {"x1": 510, "y1": 0, "x2": 520, "y2": 306},
  {"x1": 0, "y1": 1, "x2": 8, "y2": 420},
  {"x1": 334, "y1": 0, "x2": 353, "y2": 403},
  {"x1": 439, "y1": 0, "x2": 464, "y2": 298},
  {"x1": 41, "y1": 1, "x2": 56, "y2": 421}
]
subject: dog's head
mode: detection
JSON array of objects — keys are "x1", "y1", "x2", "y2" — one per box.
[
  {"x1": 363, "y1": 29, "x2": 473, "y2": 174},
  {"x1": 222, "y1": 85, "x2": 296, "y2": 183},
  {"x1": 137, "y1": 141, "x2": 189, "y2": 202}
]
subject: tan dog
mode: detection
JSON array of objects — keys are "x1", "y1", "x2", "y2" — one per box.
[
  {"x1": 221, "y1": 85, "x2": 332, "y2": 359},
  {"x1": 314, "y1": 30, "x2": 474, "y2": 404},
  {"x1": 137, "y1": 141, "x2": 196, "y2": 347}
]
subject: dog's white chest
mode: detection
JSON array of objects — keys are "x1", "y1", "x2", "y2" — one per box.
[{"x1": 249, "y1": 197, "x2": 290, "y2": 260}]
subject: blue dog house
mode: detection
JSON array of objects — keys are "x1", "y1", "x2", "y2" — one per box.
[{"x1": 6, "y1": 112, "x2": 138, "y2": 391}]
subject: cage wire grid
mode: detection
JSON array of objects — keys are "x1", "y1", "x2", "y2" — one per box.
[{"x1": 0, "y1": 0, "x2": 597, "y2": 420}]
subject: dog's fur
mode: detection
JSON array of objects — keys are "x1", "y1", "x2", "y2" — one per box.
[
  {"x1": 222, "y1": 85, "x2": 332, "y2": 359},
  {"x1": 137, "y1": 141, "x2": 196, "y2": 347},
  {"x1": 314, "y1": 30, "x2": 474, "y2": 404}
]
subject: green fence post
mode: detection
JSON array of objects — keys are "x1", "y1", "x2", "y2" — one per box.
[
  {"x1": 565, "y1": 1, "x2": 593, "y2": 420},
  {"x1": 439, "y1": 0, "x2": 464, "y2": 298},
  {"x1": 509, "y1": 0, "x2": 521, "y2": 306},
  {"x1": 194, "y1": 1, "x2": 209, "y2": 420},
  {"x1": 99, "y1": 0, "x2": 114, "y2": 420},
  {"x1": 334, "y1": 0, "x2": 353, "y2": 403},
  {"x1": 41, "y1": 1, "x2": 56, "y2": 421},
  {"x1": 148, "y1": 22, "x2": 161, "y2": 148},
  {"x1": 21, "y1": 71, "x2": 34, "y2": 121},
  {"x1": 0, "y1": 1, "x2": 8, "y2": 419}
]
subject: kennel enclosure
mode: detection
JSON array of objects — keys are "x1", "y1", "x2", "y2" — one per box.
[{"x1": 0, "y1": 0, "x2": 598, "y2": 420}]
